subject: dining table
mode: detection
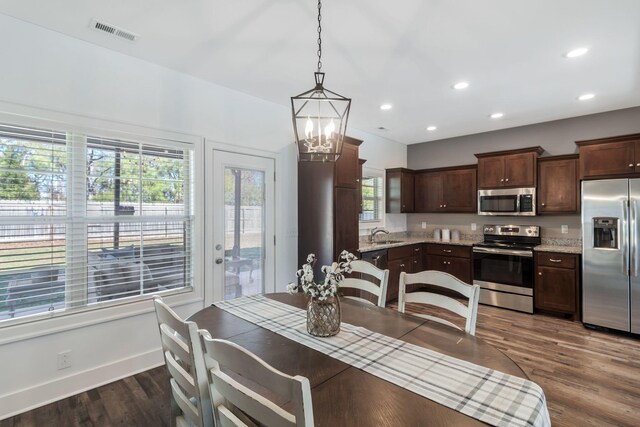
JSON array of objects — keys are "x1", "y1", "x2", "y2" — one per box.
[{"x1": 189, "y1": 292, "x2": 530, "y2": 426}]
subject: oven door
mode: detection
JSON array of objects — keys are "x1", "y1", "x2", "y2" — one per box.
[{"x1": 472, "y1": 247, "x2": 534, "y2": 295}]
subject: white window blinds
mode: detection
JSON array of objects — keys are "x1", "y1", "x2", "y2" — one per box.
[
  {"x1": 360, "y1": 176, "x2": 383, "y2": 222},
  {"x1": 0, "y1": 123, "x2": 194, "y2": 322}
]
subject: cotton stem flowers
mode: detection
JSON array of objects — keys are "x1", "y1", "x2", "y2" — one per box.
[{"x1": 287, "y1": 251, "x2": 356, "y2": 301}]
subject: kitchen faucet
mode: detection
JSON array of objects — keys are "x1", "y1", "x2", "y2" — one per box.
[{"x1": 370, "y1": 227, "x2": 390, "y2": 243}]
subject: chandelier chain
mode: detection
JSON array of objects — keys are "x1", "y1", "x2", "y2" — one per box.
[{"x1": 317, "y1": 0, "x2": 322, "y2": 71}]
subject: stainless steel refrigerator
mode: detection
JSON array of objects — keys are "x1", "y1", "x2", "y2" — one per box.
[{"x1": 582, "y1": 179, "x2": 640, "y2": 333}]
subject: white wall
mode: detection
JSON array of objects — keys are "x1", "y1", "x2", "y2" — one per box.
[{"x1": 0, "y1": 13, "x2": 401, "y2": 418}]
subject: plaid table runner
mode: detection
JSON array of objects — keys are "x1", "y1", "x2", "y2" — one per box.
[{"x1": 214, "y1": 295, "x2": 551, "y2": 427}]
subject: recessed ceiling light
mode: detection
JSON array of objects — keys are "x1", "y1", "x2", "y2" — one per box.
[
  {"x1": 490, "y1": 112, "x2": 504, "y2": 119},
  {"x1": 453, "y1": 81, "x2": 469, "y2": 90},
  {"x1": 426, "y1": 126, "x2": 437, "y2": 131},
  {"x1": 565, "y1": 47, "x2": 589, "y2": 58},
  {"x1": 578, "y1": 93, "x2": 595, "y2": 101},
  {"x1": 379, "y1": 104, "x2": 392, "y2": 110}
]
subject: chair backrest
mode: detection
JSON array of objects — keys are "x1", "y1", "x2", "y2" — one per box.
[
  {"x1": 153, "y1": 296, "x2": 213, "y2": 427},
  {"x1": 200, "y1": 333, "x2": 314, "y2": 427},
  {"x1": 334, "y1": 260, "x2": 390, "y2": 307},
  {"x1": 398, "y1": 270, "x2": 480, "y2": 335}
]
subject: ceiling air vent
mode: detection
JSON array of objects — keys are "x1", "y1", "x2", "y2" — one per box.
[{"x1": 90, "y1": 18, "x2": 139, "y2": 42}]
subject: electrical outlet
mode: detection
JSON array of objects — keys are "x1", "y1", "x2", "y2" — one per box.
[
  {"x1": 471, "y1": 223, "x2": 477, "y2": 231},
  {"x1": 421, "y1": 221, "x2": 427, "y2": 229},
  {"x1": 561, "y1": 225, "x2": 569, "y2": 234},
  {"x1": 57, "y1": 350, "x2": 72, "y2": 370}
]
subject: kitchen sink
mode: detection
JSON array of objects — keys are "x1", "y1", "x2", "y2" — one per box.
[{"x1": 372, "y1": 240, "x2": 404, "y2": 245}]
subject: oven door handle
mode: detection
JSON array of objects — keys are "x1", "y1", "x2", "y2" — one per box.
[{"x1": 472, "y1": 247, "x2": 533, "y2": 257}]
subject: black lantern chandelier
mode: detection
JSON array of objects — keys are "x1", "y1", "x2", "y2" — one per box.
[{"x1": 291, "y1": 0, "x2": 351, "y2": 162}]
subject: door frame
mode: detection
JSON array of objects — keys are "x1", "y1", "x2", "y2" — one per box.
[{"x1": 205, "y1": 149, "x2": 276, "y2": 304}]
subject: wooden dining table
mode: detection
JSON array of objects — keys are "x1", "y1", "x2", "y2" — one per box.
[{"x1": 189, "y1": 293, "x2": 528, "y2": 426}]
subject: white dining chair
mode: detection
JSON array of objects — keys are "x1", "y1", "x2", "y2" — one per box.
[
  {"x1": 153, "y1": 296, "x2": 214, "y2": 427},
  {"x1": 200, "y1": 332, "x2": 314, "y2": 427},
  {"x1": 398, "y1": 270, "x2": 481, "y2": 335},
  {"x1": 333, "y1": 260, "x2": 390, "y2": 307}
]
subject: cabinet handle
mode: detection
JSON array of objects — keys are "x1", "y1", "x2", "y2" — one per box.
[
  {"x1": 414, "y1": 248, "x2": 420, "y2": 252},
  {"x1": 414, "y1": 260, "x2": 418, "y2": 263},
  {"x1": 538, "y1": 272, "x2": 542, "y2": 275},
  {"x1": 500, "y1": 178, "x2": 504, "y2": 182},
  {"x1": 400, "y1": 264, "x2": 405, "y2": 268},
  {"x1": 439, "y1": 204, "x2": 443, "y2": 208},
  {"x1": 636, "y1": 163, "x2": 640, "y2": 167},
  {"x1": 442, "y1": 261, "x2": 447, "y2": 265},
  {"x1": 442, "y1": 249, "x2": 452, "y2": 253},
  {"x1": 541, "y1": 202, "x2": 545, "y2": 206},
  {"x1": 356, "y1": 178, "x2": 360, "y2": 182},
  {"x1": 443, "y1": 204, "x2": 447, "y2": 207},
  {"x1": 505, "y1": 178, "x2": 509, "y2": 182},
  {"x1": 630, "y1": 163, "x2": 635, "y2": 168},
  {"x1": 549, "y1": 258, "x2": 562, "y2": 263},
  {"x1": 372, "y1": 256, "x2": 381, "y2": 261},
  {"x1": 402, "y1": 204, "x2": 406, "y2": 208}
]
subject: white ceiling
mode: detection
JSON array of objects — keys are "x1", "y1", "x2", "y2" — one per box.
[{"x1": 1, "y1": 0, "x2": 639, "y2": 145}]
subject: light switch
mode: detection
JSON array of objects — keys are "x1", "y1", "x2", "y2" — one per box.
[
  {"x1": 421, "y1": 222, "x2": 427, "y2": 229},
  {"x1": 561, "y1": 225, "x2": 569, "y2": 234},
  {"x1": 471, "y1": 223, "x2": 477, "y2": 231}
]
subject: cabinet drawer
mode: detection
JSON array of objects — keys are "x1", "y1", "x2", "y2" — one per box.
[
  {"x1": 388, "y1": 244, "x2": 421, "y2": 260},
  {"x1": 425, "y1": 244, "x2": 470, "y2": 259},
  {"x1": 536, "y1": 252, "x2": 577, "y2": 269}
]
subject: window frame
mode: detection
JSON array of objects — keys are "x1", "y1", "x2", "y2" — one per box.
[
  {"x1": 359, "y1": 167, "x2": 385, "y2": 230},
  {"x1": 0, "y1": 114, "x2": 202, "y2": 330}
]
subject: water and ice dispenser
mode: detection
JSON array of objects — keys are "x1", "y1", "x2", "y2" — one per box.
[{"x1": 593, "y1": 217, "x2": 618, "y2": 249}]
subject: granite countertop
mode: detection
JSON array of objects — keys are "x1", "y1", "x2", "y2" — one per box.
[
  {"x1": 534, "y1": 245, "x2": 582, "y2": 254},
  {"x1": 359, "y1": 237, "x2": 480, "y2": 253}
]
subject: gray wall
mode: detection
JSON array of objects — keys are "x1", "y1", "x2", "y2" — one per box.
[
  {"x1": 405, "y1": 106, "x2": 640, "y2": 240},
  {"x1": 407, "y1": 106, "x2": 640, "y2": 169}
]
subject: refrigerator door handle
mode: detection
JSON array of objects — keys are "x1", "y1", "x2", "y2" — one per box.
[
  {"x1": 633, "y1": 200, "x2": 639, "y2": 277},
  {"x1": 623, "y1": 199, "x2": 629, "y2": 276}
]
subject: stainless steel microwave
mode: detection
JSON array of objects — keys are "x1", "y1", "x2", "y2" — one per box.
[{"x1": 477, "y1": 188, "x2": 536, "y2": 216}]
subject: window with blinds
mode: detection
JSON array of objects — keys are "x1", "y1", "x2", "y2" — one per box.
[
  {"x1": 360, "y1": 176, "x2": 383, "y2": 222},
  {"x1": 0, "y1": 123, "x2": 194, "y2": 322}
]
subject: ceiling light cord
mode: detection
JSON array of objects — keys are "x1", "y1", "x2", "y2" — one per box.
[{"x1": 317, "y1": 0, "x2": 322, "y2": 72}]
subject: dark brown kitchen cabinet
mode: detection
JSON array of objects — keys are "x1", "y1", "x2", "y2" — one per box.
[
  {"x1": 298, "y1": 136, "x2": 363, "y2": 271},
  {"x1": 475, "y1": 147, "x2": 544, "y2": 189},
  {"x1": 386, "y1": 168, "x2": 414, "y2": 213},
  {"x1": 535, "y1": 252, "x2": 580, "y2": 320},
  {"x1": 358, "y1": 159, "x2": 366, "y2": 213},
  {"x1": 386, "y1": 244, "x2": 421, "y2": 302},
  {"x1": 576, "y1": 133, "x2": 640, "y2": 179},
  {"x1": 424, "y1": 244, "x2": 472, "y2": 284},
  {"x1": 335, "y1": 142, "x2": 360, "y2": 189},
  {"x1": 537, "y1": 154, "x2": 579, "y2": 214},
  {"x1": 414, "y1": 165, "x2": 477, "y2": 213}
]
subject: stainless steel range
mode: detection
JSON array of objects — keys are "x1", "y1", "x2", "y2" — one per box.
[{"x1": 473, "y1": 224, "x2": 541, "y2": 313}]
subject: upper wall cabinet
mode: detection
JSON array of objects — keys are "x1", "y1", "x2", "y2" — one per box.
[
  {"x1": 414, "y1": 165, "x2": 477, "y2": 213},
  {"x1": 537, "y1": 154, "x2": 579, "y2": 214},
  {"x1": 386, "y1": 168, "x2": 414, "y2": 213},
  {"x1": 577, "y1": 134, "x2": 640, "y2": 179},
  {"x1": 475, "y1": 147, "x2": 544, "y2": 189},
  {"x1": 335, "y1": 142, "x2": 360, "y2": 189}
]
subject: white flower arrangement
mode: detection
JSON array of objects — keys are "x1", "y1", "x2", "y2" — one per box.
[{"x1": 287, "y1": 250, "x2": 357, "y2": 301}]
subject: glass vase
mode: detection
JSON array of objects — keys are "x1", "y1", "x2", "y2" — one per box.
[{"x1": 306, "y1": 296, "x2": 341, "y2": 337}]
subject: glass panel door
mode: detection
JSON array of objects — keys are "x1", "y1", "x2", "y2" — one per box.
[{"x1": 208, "y1": 151, "x2": 275, "y2": 302}]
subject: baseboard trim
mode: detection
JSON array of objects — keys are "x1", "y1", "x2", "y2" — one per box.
[{"x1": 0, "y1": 347, "x2": 164, "y2": 420}]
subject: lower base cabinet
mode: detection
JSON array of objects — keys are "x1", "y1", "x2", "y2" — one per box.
[
  {"x1": 386, "y1": 244, "x2": 422, "y2": 302},
  {"x1": 424, "y1": 244, "x2": 472, "y2": 284},
  {"x1": 534, "y1": 252, "x2": 580, "y2": 320}
]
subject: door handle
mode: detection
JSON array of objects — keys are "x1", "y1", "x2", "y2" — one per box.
[
  {"x1": 622, "y1": 199, "x2": 629, "y2": 276},
  {"x1": 215, "y1": 258, "x2": 223, "y2": 264},
  {"x1": 632, "y1": 199, "x2": 638, "y2": 277}
]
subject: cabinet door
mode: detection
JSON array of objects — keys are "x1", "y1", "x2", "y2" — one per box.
[
  {"x1": 401, "y1": 172, "x2": 415, "y2": 212},
  {"x1": 334, "y1": 187, "x2": 359, "y2": 260},
  {"x1": 442, "y1": 168, "x2": 477, "y2": 212},
  {"x1": 335, "y1": 143, "x2": 359, "y2": 189},
  {"x1": 477, "y1": 157, "x2": 505, "y2": 188},
  {"x1": 427, "y1": 254, "x2": 450, "y2": 273},
  {"x1": 535, "y1": 266, "x2": 577, "y2": 313},
  {"x1": 358, "y1": 159, "x2": 366, "y2": 213},
  {"x1": 579, "y1": 141, "x2": 635, "y2": 178},
  {"x1": 447, "y1": 257, "x2": 472, "y2": 284},
  {"x1": 538, "y1": 157, "x2": 579, "y2": 214},
  {"x1": 414, "y1": 172, "x2": 442, "y2": 212},
  {"x1": 504, "y1": 152, "x2": 536, "y2": 187}
]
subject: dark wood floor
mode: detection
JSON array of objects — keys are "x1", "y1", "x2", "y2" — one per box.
[{"x1": 2, "y1": 303, "x2": 640, "y2": 427}]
